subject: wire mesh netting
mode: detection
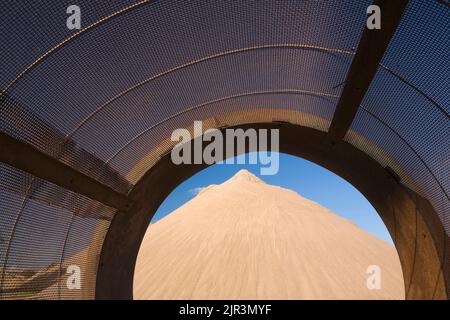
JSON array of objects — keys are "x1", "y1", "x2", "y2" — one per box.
[
  {"x1": 0, "y1": 163, "x2": 116, "y2": 299},
  {"x1": 1, "y1": 0, "x2": 369, "y2": 186},
  {"x1": 344, "y1": 0, "x2": 449, "y2": 234}
]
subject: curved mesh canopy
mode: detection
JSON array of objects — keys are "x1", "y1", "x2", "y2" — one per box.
[{"x1": 0, "y1": 0, "x2": 448, "y2": 299}]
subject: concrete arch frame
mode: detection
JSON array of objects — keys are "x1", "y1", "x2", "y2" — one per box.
[{"x1": 96, "y1": 123, "x2": 449, "y2": 300}]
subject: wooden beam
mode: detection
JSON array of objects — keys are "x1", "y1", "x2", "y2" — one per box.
[
  {"x1": 328, "y1": 0, "x2": 409, "y2": 141},
  {"x1": 0, "y1": 132, "x2": 132, "y2": 211}
]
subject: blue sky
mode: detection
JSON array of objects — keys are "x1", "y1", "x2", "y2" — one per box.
[{"x1": 151, "y1": 152, "x2": 393, "y2": 244}]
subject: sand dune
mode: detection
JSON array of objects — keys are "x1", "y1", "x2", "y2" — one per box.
[{"x1": 134, "y1": 170, "x2": 404, "y2": 299}]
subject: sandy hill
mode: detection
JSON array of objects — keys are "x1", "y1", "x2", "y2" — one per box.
[{"x1": 134, "y1": 170, "x2": 404, "y2": 299}]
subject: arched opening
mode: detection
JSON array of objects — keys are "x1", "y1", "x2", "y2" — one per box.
[
  {"x1": 96, "y1": 123, "x2": 448, "y2": 300},
  {"x1": 133, "y1": 152, "x2": 405, "y2": 299}
]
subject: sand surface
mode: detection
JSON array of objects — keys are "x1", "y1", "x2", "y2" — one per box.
[{"x1": 134, "y1": 170, "x2": 404, "y2": 299}]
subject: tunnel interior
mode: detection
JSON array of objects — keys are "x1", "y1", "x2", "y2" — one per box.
[{"x1": 0, "y1": 1, "x2": 448, "y2": 299}]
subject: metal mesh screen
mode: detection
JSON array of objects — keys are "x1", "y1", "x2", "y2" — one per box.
[
  {"x1": 1, "y1": 0, "x2": 142, "y2": 90},
  {"x1": 105, "y1": 97, "x2": 339, "y2": 184},
  {"x1": 345, "y1": 0, "x2": 450, "y2": 235},
  {"x1": 0, "y1": 163, "x2": 116, "y2": 299},
  {"x1": 1, "y1": 0, "x2": 370, "y2": 187}
]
